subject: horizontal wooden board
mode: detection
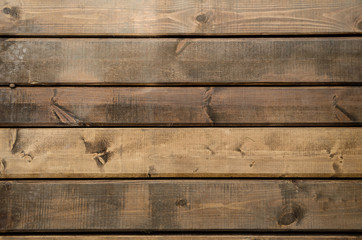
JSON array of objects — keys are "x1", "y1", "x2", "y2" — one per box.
[
  {"x1": 1, "y1": 38, "x2": 361, "y2": 85},
  {"x1": 0, "y1": 0, "x2": 361, "y2": 35},
  {"x1": 1, "y1": 128, "x2": 361, "y2": 178},
  {"x1": 1, "y1": 236, "x2": 361, "y2": 240},
  {"x1": 1, "y1": 180, "x2": 362, "y2": 231},
  {"x1": 0, "y1": 87, "x2": 361, "y2": 126}
]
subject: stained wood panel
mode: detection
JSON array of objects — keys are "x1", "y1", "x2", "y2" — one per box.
[
  {"x1": 0, "y1": 128, "x2": 361, "y2": 178},
  {"x1": 1, "y1": 180, "x2": 362, "y2": 231},
  {"x1": 1, "y1": 38, "x2": 361, "y2": 85},
  {"x1": 1, "y1": 236, "x2": 361, "y2": 240},
  {"x1": 0, "y1": 0, "x2": 361, "y2": 35},
  {"x1": 0, "y1": 87, "x2": 361, "y2": 126}
]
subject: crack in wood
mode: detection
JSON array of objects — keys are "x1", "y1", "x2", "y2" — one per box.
[
  {"x1": 50, "y1": 94, "x2": 84, "y2": 126},
  {"x1": 332, "y1": 95, "x2": 354, "y2": 122},
  {"x1": 175, "y1": 39, "x2": 191, "y2": 56},
  {"x1": 0, "y1": 159, "x2": 6, "y2": 174},
  {"x1": 10, "y1": 128, "x2": 18, "y2": 154},
  {"x1": 202, "y1": 87, "x2": 215, "y2": 124}
]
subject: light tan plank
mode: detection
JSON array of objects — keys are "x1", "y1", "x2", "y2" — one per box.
[
  {"x1": 1, "y1": 38, "x2": 361, "y2": 85},
  {"x1": 0, "y1": 236, "x2": 361, "y2": 240},
  {"x1": 0, "y1": 128, "x2": 361, "y2": 178},
  {"x1": 0, "y1": 87, "x2": 361, "y2": 126},
  {"x1": 0, "y1": 0, "x2": 361, "y2": 35},
  {"x1": 1, "y1": 180, "x2": 362, "y2": 231}
]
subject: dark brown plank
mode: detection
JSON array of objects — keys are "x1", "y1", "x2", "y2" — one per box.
[
  {"x1": 0, "y1": 87, "x2": 361, "y2": 126},
  {"x1": 0, "y1": 0, "x2": 361, "y2": 35},
  {"x1": 1, "y1": 38, "x2": 361, "y2": 85},
  {"x1": 1, "y1": 236, "x2": 361, "y2": 240},
  {"x1": 1, "y1": 180, "x2": 362, "y2": 231},
  {"x1": 1, "y1": 128, "x2": 361, "y2": 178}
]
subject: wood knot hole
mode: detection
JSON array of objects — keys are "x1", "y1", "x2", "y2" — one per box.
[
  {"x1": 2, "y1": 7, "x2": 19, "y2": 19},
  {"x1": 175, "y1": 199, "x2": 188, "y2": 207},
  {"x1": 196, "y1": 13, "x2": 208, "y2": 23},
  {"x1": 358, "y1": 21, "x2": 362, "y2": 30},
  {"x1": 3, "y1": 7, "x2": 11, "y2": 14},
  {"x1": 278, "y1": 204, "x2": 304, "y2": 226}
]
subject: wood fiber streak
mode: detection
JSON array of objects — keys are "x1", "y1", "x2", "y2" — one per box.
[
  {"x1": 0, "y1": 128, "x2": 361, "y2": 178},
  {"x1": 0, "y1": 236, "x2": 361, "y2": 240},
  {"x1": 0, "y1": 87, "x2": 361, "y2": 126},
  {"x1": 0, "y1": 38, "x2": 361, "y2": 85},
  {"x1": 0, "y1": 0, "x2": 361, "y2": 35},
  {"x1": 0, "y1": 180, "x2": 362, "y2": 231}
]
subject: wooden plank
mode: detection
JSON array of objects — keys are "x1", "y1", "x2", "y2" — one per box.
[
  {"x1": 1, "y1": 38, "x2": 361, "y2": 85},
  {"x1": 0, "y1": 0, "x2": 361, "y2": 35},
  {"x1": 0, "y1": 87, "x2": 361, "y2": 126},
  {"x1": 1, "y1": 236, "x2": 361, "y2": 240},
  {"x1": 1, "y1": 180, "x2": 362, "y2": 231},
  {"x1": 1, "y1": 128, "x2": 361, "y2": 178}
]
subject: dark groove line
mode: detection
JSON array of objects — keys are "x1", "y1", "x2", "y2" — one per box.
[
  {"x1": 1, "y1": 125, "x2": 362, "y2": 129},
  {"x1": 1, "y1": 230, "x2": 362, "y2": 235},
  {"x1": 1, "y1": 177, "x2": 362, "y2": 180},
  {"x1": 0, "y1": 34, "x2": 361, "y2": 38},
  {"x1": 0, "y1": 123, "x2": 362, "y2": 127},
  {"x1": 2, "y1": 83, "x2": 362, "y2": 87}
]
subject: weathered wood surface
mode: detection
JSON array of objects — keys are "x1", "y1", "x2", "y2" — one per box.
[
  {"x1": 0, "y1": 87, "x2": 361, "y2": 126},
  {"x1": 1, "y1": 180, "x2": 361, "y2": 231},
  {"x1": 1, "y1": 236, "x2": 361, "y2": 240},
  {"x1": 0, "y1": 0, "x2": 361, "y2": 35},
  {"x1": 1, "y1": 128, "x2": 361, "y2": 178},
  {"x1": 1, "y1": 38, "x2": 361, "y2": 85}
]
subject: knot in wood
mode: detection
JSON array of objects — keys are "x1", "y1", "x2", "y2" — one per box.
[{"x1": 196, "y1": 13, "x2": 208, "y2": 23}]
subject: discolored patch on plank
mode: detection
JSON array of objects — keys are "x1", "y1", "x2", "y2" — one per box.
[
  {"x1": 278, "y1": 181, "x2": 307, "y2": 226},
  {"x1": 149, "y1": 183, "x2": 180, "y2": 229}
]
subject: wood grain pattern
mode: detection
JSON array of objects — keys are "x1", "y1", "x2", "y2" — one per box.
[
  {"x1": 1, "y1": 128, "x2": 361, "y2": 178},
  {"x1": 1, "y1": 236, "x2": 361, "y2": 240},
  {"x1": 0, "y1": 87, "x2": 361, "y2": 126},
  {"x1": 0, "y1": 0, "x2": 361, "y2": 35},
  {"x1": 1, "y1": 180, "x2": 362, "y2": 231},
  {"x1": 1, "y1": 38, "x2": 361, "y2": 85}
]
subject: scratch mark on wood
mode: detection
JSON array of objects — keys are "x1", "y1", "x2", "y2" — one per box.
[
  {"x1": 175, "y1": 39, "x2": 191, "y2": 55},
  {"x1": 249, "y1": 161, "x2": 255, "y2": 167}
]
